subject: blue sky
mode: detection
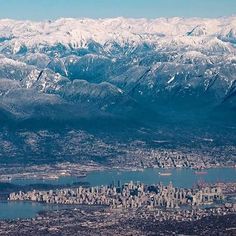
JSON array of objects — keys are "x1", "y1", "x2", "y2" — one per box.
[{"x1": 0, "y1": 0, "x2": 235, "y2": 20}]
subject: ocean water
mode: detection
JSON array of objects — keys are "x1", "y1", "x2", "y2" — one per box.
[{"x1": 0, "y1": 201, "x2": 73, "y2": 220}]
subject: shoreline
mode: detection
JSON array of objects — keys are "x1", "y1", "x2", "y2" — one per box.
[{"x1": 0, "y1": 165, "x2": 236, "y2": 184}]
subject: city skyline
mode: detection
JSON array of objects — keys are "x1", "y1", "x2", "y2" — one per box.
[{"x1": 0, "y1": 0, "x2": 235, "y2": 21}]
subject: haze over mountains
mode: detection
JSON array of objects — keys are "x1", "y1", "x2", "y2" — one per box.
[{"x1": 0, "y1": 16, "x2": 236, "y2": 127}]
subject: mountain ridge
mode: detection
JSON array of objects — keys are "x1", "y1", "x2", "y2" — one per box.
[{"x1": 0, "y1": 16, "x2": 235, "y2": 126}]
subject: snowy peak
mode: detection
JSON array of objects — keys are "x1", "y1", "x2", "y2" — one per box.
[
  {"x1": 0, "y1": 17, "x2": 236, "y2": 53},
  {"x1": 0, "y1": 17, "x2": 236, "y2": 123}
]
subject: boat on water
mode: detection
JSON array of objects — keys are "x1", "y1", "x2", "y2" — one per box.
[
  {"x1": 158, "y1": 172, "x2": 172, "y2": 176},
  {"x1": 41, "y1": 175, "x2": 59, "y2": 180},
  {"x1": 131, "y1": 168, "x2": 144, "y2": 172},
  {"x1": 193, "y1": 167, "x2": 208, "y2": 175},
  {"x1": 195, "y1": 171, "x2": 208, "y2": 175},
  {"x1": 77, "y1": 173, "x2": 87, "y2": 178}
]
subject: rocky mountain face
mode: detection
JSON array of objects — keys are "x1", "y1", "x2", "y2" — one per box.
[{"x1": 0, "y1": 17, "x2": 236, "y2": 127}]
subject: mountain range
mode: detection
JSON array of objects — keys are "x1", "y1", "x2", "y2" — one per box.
[{"x1": 0, "y1": 17, "x2": 236, "y2": 127}]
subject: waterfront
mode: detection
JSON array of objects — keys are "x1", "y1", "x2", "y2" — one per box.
[
  {"x1": 1, "y1": 167, "x2": 235, "y2": 220},
  {"x1": 12, "y1": 167, "x2": 236, "y2": 188}
]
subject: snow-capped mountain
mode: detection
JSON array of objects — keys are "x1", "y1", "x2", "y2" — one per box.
[{"x1": 0, "y1": 17, "x2": 236, "y2": 124}]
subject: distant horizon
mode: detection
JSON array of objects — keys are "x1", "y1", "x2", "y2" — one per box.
[
  {"x1": 0, "y1": 0, "x2": 235, "y2": 21},
  {"x1": 0, "y1": 15, "x2": 235, "y2": 22}
]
